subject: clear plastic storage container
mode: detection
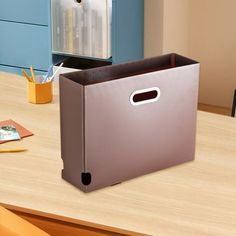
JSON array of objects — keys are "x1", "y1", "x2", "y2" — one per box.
[{"x1": 51, "y1": 0, "x2": 112, "y2": 59}]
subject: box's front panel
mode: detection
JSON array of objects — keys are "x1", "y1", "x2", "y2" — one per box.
[{"x1": 84, "y1": 64, "x2": 199, "y2": 191}]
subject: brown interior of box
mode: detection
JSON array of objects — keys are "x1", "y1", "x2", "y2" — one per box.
[
  {"x1": 61, "y1": 53, "x2": 198, "y2": 86},
  {"x1": 59, "y1": 57, "x2": 112, "y2": 70}
]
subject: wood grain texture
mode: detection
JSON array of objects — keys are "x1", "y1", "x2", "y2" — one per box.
[
  {"x1": 0, "y1": 72, "x2": 236, "y2": 236},
  {"x1": 0, "y1": 206, "x2": 49, "y2": 236},
  {"x1": 5, "y1": 206, "x2": 128, "y2": 236}
]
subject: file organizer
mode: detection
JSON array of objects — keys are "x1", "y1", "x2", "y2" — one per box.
[{"x1": 59, "y1": 53, "x2": 200, "y2": 192}]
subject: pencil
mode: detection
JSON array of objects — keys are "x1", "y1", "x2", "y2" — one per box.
[
  {"x1": 0, "y1": 149, "x2": 27, "y2": 153},
  {"x1": 22, "y1": 70, "x2": 32, "y2": 82},
  {"x1": 30, "y1": 65, "x2": 36, "y2": 83}
]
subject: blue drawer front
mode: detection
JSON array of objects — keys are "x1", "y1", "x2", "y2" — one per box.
[
  {"x1": 0, "y1": 21, "x2": 51, "y2": 70},
  {"x1": 0, "y1": 0, "x2": 49, "y2": 25},
  {"x1": 112, "y1": 0, "x2": 144, "y2": 64}
]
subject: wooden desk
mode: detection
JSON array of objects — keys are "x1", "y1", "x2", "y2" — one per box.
[{"x1": 0, "y1": 72, "x2": 236, "y2": 236}]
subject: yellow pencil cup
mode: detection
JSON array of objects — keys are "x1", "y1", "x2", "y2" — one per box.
[{"x1": 27, "y1": 81, "x2": 53, "y2": 104}]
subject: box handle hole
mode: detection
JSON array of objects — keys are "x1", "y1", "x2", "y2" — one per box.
[
  {"x1": 130, "y1": 87, "x2": 161, "y2": 106},
  {"x1": 81, "y1": 172, "x2": 91, "y2": 185}
]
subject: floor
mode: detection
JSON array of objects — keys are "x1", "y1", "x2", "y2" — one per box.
[{"x1": 198, "y1": 103, "x2": 231, "y2": 116}]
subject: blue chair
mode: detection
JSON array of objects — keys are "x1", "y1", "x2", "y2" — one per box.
[{"x1": 231, "y1": 89, "x2": 236, "y2": 117}]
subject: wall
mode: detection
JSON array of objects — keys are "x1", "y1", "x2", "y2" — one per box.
[
  {"x1": 144, "y1": 0, "x2": 236, "y2": 108},
  {"x1": 144, "y1": 0, "x2": 189, "y2": 57},
  {"x1": 162, "y1": 0, "x2": 189, "y2": 56},
  {"x1": 189, "y1": 0, "x2": 236, "y2": 108},
  {"x1": 144, "y1": 0, "x2": 163, "y2": 57}
]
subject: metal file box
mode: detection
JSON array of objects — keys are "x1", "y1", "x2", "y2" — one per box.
[{"x1": 59, "y1": 53, "x2": 200, "y2": 192}]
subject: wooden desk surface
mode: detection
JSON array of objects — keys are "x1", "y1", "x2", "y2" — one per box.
[{"x1": 0, "y1": 72, "x2": 236, "y2": 236}]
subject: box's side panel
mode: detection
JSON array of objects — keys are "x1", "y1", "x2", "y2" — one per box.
[
  {"x1": 175, "y1": 53, "x2": 199, "y2": 66},
  {"x1": 59, "y1": 76, "x2": 85, "y2": 191},
  {"x1": 84, "y1": 63, "x2": 199, "y2": 192}
]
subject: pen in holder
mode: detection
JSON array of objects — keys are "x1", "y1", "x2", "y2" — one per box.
[
  {"x1": 27, "y1": 81, "x2": 53, "y2": 104},
  {"x1": 23, "y1": 63, "x2": 63, "y2": 104}
]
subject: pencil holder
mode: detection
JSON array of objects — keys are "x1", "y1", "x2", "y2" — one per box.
[{"x1": 27, "y1": 81, "x2": 53, "y2": 104}]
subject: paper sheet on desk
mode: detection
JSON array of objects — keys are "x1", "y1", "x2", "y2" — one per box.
[{"x1": 0, "y1": 119, "x2": 33, "y2": 144}]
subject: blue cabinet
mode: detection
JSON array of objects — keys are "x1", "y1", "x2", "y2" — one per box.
[
  {"x1": 0, "y1": 0, "x2": 49, "y2": 25},
  {"x1": 0, "y1": 0, "x2": 51, "y2": 74},
  {"x1": 0, "y1": 0, "x2": 144, "y2": 74},
  {"x1": 112, "y1": 0, "x2": 144, "y2": 64},
  {"x1": 0, "y1": 21, "x2": 51, "y2": 70}
]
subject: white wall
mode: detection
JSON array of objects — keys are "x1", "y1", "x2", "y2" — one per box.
[{"x1": 144, "y1": 0, "x2": 236, "y2": 108}]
